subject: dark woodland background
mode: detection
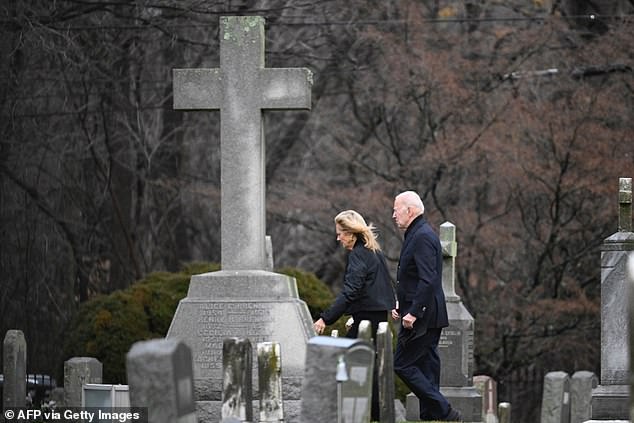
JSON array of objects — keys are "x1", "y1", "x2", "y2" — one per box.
[{"x1": 1, "y1": 1, "x2": 633, "y2": 421}]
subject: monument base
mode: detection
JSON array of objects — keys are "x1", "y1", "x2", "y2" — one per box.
[
  {"x1": 591, "y1": 384, "x2": 629, "y2": 419},
  {"x1": 166, "y1": 270, "x2": 314, "y2": 402},
  {"x1": 406, "y1": 387, "x2": 482, "y2": 422}
]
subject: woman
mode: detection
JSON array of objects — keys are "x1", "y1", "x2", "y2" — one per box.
[
  {"x1": 313, "y1": 210, "x2": 396, "y2": 420},
  {"x1": 313, "y1": 209, "x2": 395, "y2": 336}
]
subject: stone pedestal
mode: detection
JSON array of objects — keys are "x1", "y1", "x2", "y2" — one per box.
[
  {"x1": 591, "y1": 231, "x2": 634, "y2": 419},
  {"x1": 167, "y1": 270, "x2": 314, "y2": 422}
]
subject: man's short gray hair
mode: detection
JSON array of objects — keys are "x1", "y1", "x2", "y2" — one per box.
[{"x1": 396, "y1": 191, "x2": 425, "y2": 214}]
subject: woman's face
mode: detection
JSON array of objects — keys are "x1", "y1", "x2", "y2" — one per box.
[{"x1": 336, "y1": 223, "x2": 356, "y2": 250}]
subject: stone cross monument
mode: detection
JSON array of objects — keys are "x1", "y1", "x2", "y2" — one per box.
[
  {"x1": 167, "y1": 16, "x2": 315, "y2": 423},
  {"x1": 437, "y1": 222, "x2": 482, "y2": 421},
  {"x1": 173, "y1": 15, "x2": 312, "y2": 271},
  {"x1": 591, "y1": 177, "x2": 633, "y2": 419}
]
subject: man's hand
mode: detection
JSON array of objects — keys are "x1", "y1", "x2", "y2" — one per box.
[
  {"x1": 313, "y1": 318, "x2": 326, "y2": 335},
  {"x1": 402, "y1": 313, "x2": 417, "y2": 329}
]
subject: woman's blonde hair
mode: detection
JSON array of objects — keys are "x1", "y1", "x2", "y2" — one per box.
[{"x1": 334, "y1": 210, "x2": 381, "y2": 252}]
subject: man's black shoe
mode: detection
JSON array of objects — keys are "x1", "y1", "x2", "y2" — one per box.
[{"x1": 443, "y1": 406, "x2": 464, "y2": 422}]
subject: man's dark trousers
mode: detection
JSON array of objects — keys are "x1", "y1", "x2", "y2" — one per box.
[{"x1": 394, "y1": 327, "x2": 450, "y2": 420}]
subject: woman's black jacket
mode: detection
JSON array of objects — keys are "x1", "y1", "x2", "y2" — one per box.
[{"x1": 320, "y1": 240, "x2": 396, "y2": 325}]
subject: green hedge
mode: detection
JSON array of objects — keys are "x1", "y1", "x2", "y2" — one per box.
[{"x1": 62, "y1": 263, "x2": 348, "y2": 383}]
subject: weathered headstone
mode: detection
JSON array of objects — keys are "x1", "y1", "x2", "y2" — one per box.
[
  {"x1": 473, "y1": 375, "x2": 498, "y2": 423},
  {"x1": 167, "y1": 15, "x2": 315, "y2": 422},
  {"x1": 2, "y1": 330, "x2": 27, "y2": 409},
  {"x1": 376, "y1": 322, "x2": 395, "y2": 423},
  {"x1": 570, "y1": 371, "x2": 597, "y2": 423},
  {"x1": 498, "y1": 402, "x2": 511, "y2": 423},
  {"x1": 258, "y1": 342, "x2": 283, "y2": 422},
  {"x1": 437, "y1": 221, "x2": 482, "y2": 421},
  {"x1": 357, "y1": 320, "x2": 372, "y2": 343},
  {"x1": 540, "y1": 371, "x2": 570, "y2": 423},
  {"x1": 63, "y1": 357, "x2": 102, "y2": 407},
  {"x1": 222, "y1": 338, "x2": 253, "y2": 422},
  {"x1": 591, "y1": 177, "x2": 633, "y2": 419},
  {"x1": 126, "y1": 338, "x2": 196, "y2": 423},
  {"x1": 300, "y1": 337, "x2": 374, "y2": 423}
]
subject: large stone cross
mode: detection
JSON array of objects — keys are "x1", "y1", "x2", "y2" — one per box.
[{"x1": 173, "y1": 16, "x2": 312, "y2": 270}]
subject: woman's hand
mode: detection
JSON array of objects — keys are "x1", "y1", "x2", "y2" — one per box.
[
  {"x1": 391, "y1": 309, "x2": 400, "y2": 320},
  {"x1": 313, "y1": 318, "x2": 326, "y2": 335}
]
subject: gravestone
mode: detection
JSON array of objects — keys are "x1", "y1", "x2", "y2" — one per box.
[
  {"x1": 63, "y1": 357, "x2": 102, "y2": 407},
  {"x1": 300, "y1": 337, "x2": 374, "y2": 423},
  {"x1": 473, "y1": 375, "x2": 498, "y2": 422},
  {"x1": 126, "y1": 338, "x2": 196, "y2": 423},
  {"x1": 437, "y1": 221, "x2": 482, "y2": 421},
  {"x1": 2, "y1": 330, "x2": 27, "y2": 409},
  {"x1": 498, "y1": 402, "x2": 511, "y2": 423},
  {"x1": 376, "y1": 322, "x2": 395, "y2": 423},
  {"x1": 222, "y1": 338, "x2": 253, "y2": 422},
  {"x1": 167, "y1": 15, "x2": 314, "y2": 422},
  {"x1": 357, "y1": 320, "x2": 372, "y2": 343},
  {"x1": 257, "y1": 342, "x2": 284, "y2": 423},
  {"x1": 540, "y1": 371, "x2": 570, "y2": 423},
  {"x1": 570, "y1": 371, "x2": 597, "y2": 423},
  {"x1": 591, "y1": 177, "x2": 633, "y2": 419}
]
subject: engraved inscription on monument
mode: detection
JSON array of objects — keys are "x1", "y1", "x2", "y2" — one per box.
[
  {"x1": 194, "y1": 303, "x2": 274, "y2": 371},
  {"x1": 439, "y1": 326, "x2": 473, "y2": 386}
]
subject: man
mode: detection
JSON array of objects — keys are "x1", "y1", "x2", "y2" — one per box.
[{"x1": 391, "y1": 191, "x2": 463, "y2": 422}]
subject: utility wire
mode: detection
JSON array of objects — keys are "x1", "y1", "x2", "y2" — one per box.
[{"x1": 0, "y1": 14, "x2": 631, "y2": 31}]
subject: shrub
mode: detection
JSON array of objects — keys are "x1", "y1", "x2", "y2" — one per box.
[
  {"x1": 62, "y1": 262, "x2": 218, "y2": 383},
  {"x1": 62, "y1": 264, "x2": 349, "y2": 382}
]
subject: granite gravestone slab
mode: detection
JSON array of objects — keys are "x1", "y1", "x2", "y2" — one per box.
[
  {"x1": 126, "y1": 338, "x2": 196, "y2": 423},
  {"x1": 2, "y1": 330, "x2": 27, "y2": 409},
  {"x1": 257, "y1": 342, "x2": 284, "y2": 423},
  {"x1": 540, "y1": 371, "x2": 570, "y2": 423},
  {"x1": 63, "y1": 357, "x2": 102, "y2": 407},
  {"x1": 473, "y1": 375, "x2": 498, "y2": 422},
  {"x1": 376, "y1": 322, "x2": 395, "y2": 423},
  {"x1": 591, "y1": 178, "x2": 633, "y2": 419},
  {"x1": 221, "y1": 338, "x2": 253, "y2": 422},
  {"x1": 498, "y1": 402, "x2": 511, "y2": 423},
  {"x1": 168, "y1": 16, "x2": 314, "y2": 422},
  {"x1": 570, "y1": 371, "x2": 597, "y2": 423},
  {"x1": 300, "y1": 337, "x2": 374, "y2": 423}
]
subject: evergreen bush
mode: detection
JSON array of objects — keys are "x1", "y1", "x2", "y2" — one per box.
[{"x1": 62, "y1": 264, "x2": 350, "y2": 382}]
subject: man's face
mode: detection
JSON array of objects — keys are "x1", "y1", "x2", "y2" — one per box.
[{"x1": 392, "y1": 197, "x2": 411, "y2": 230}]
